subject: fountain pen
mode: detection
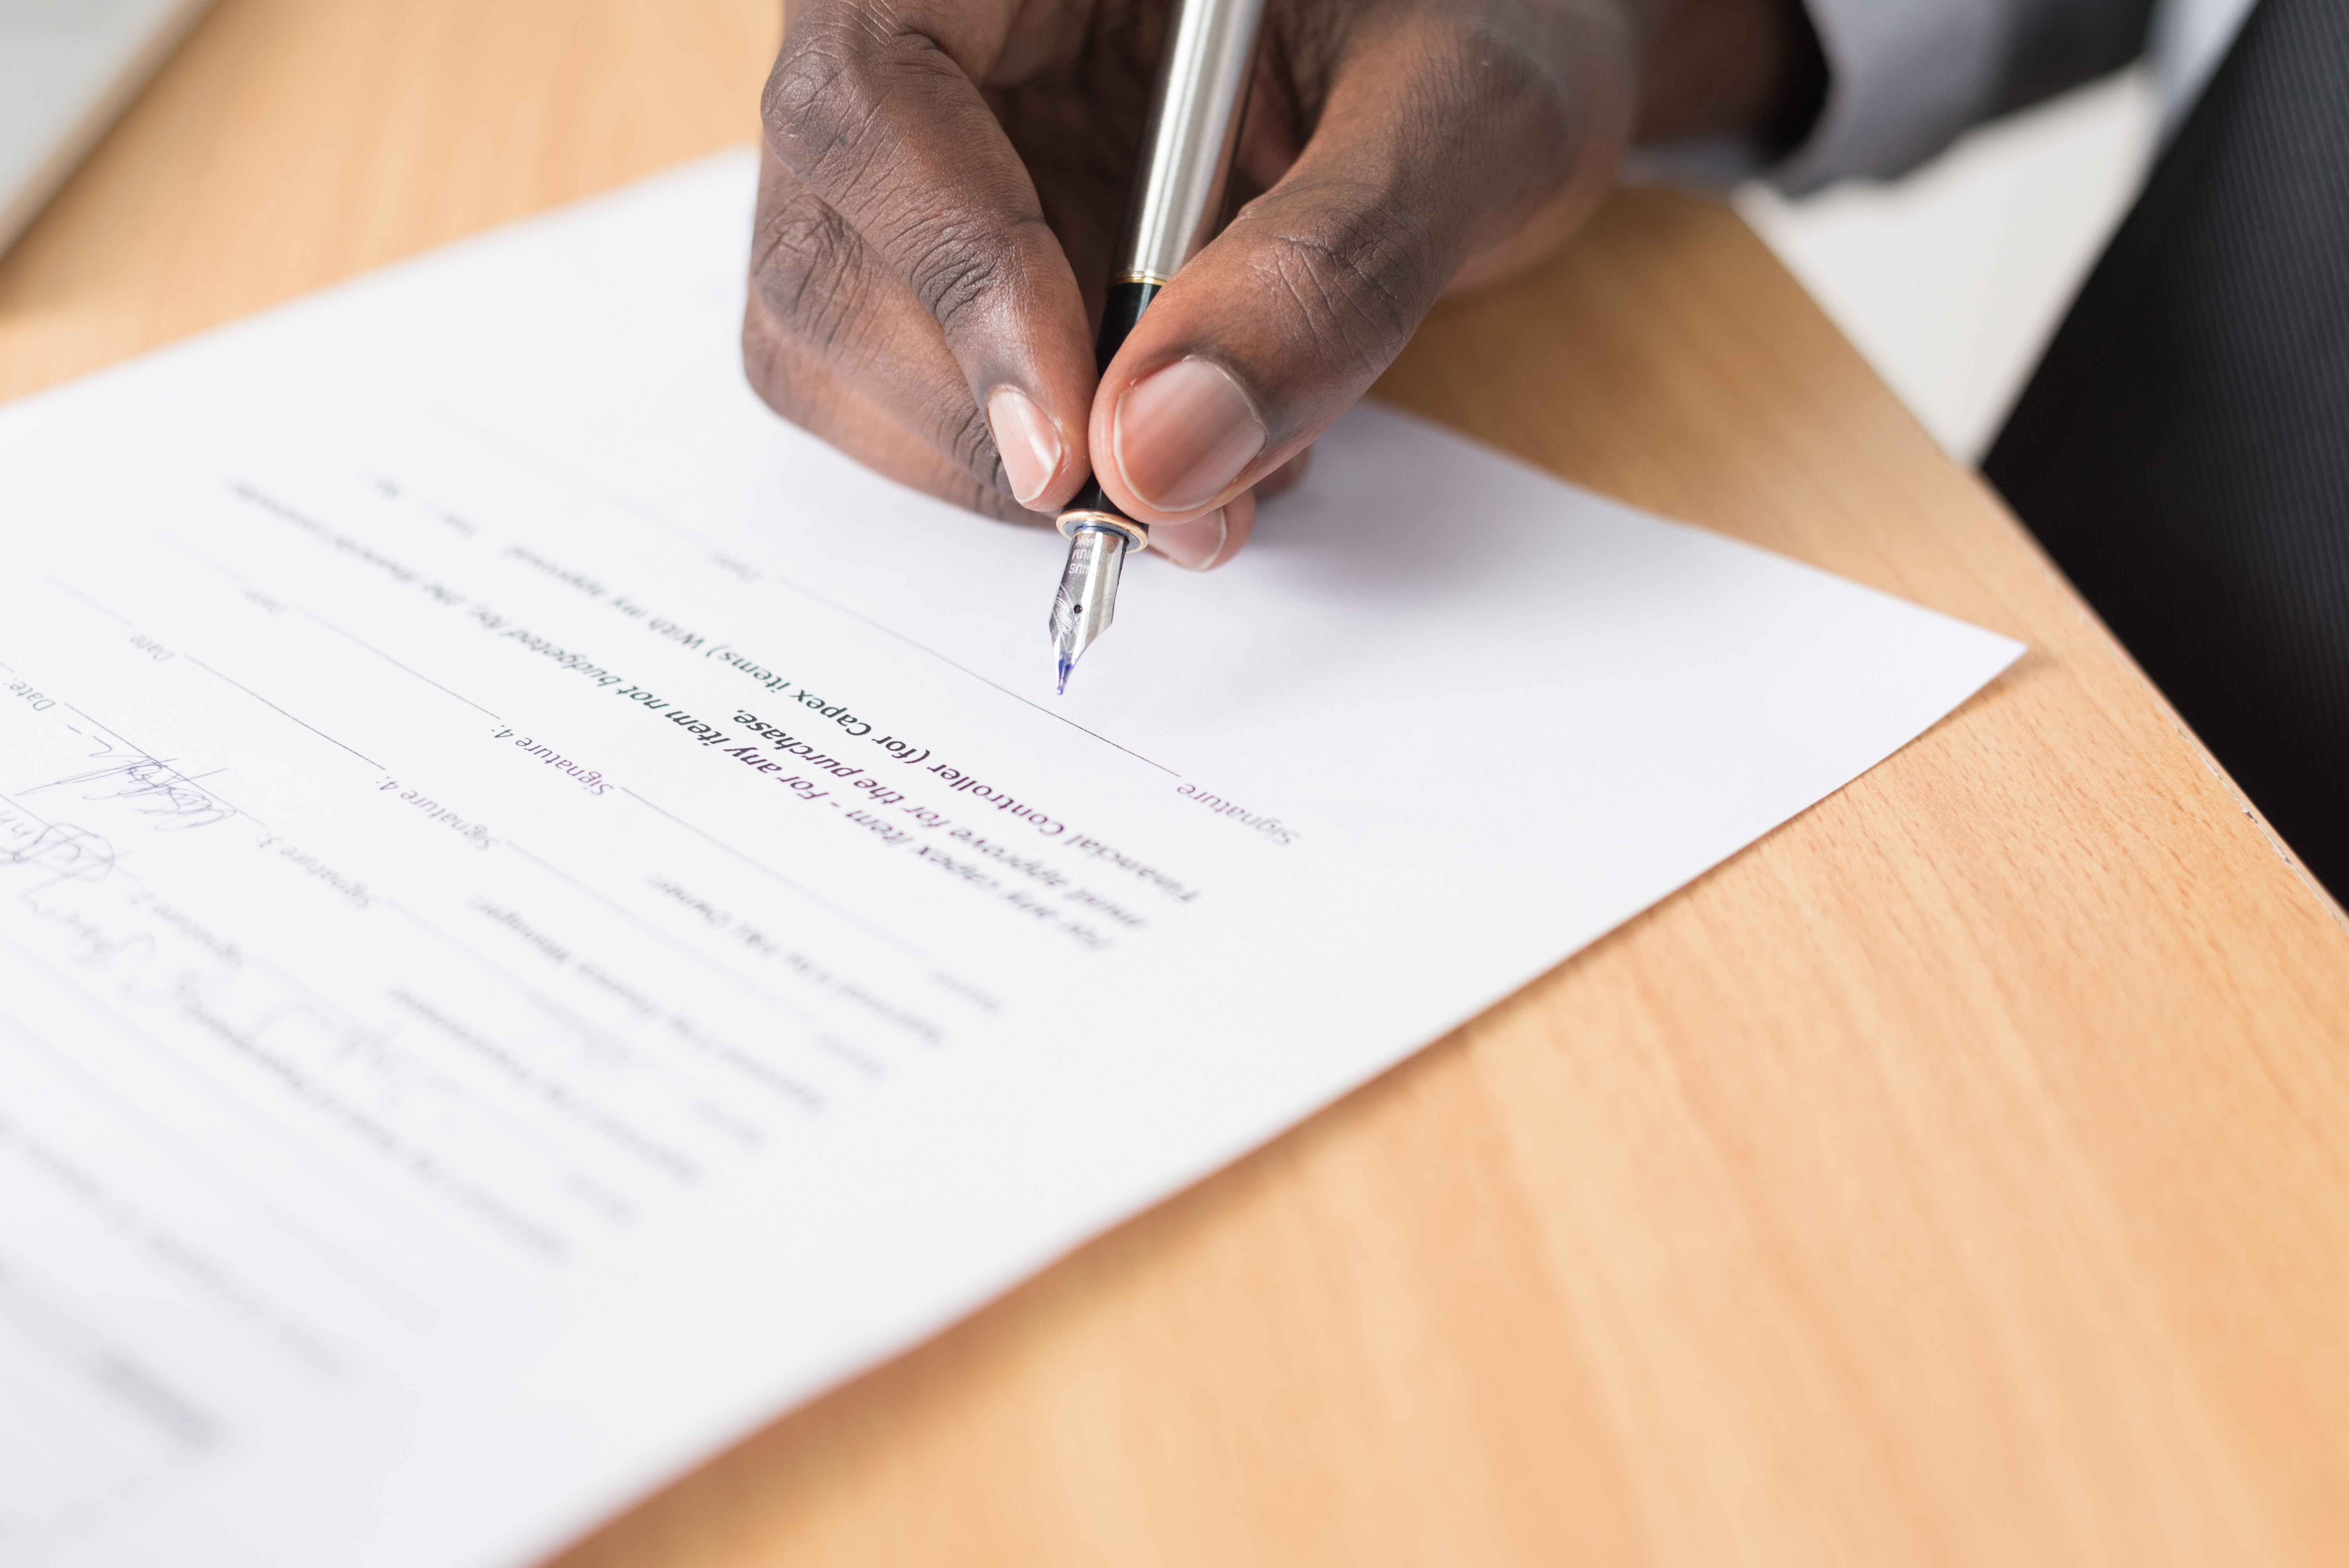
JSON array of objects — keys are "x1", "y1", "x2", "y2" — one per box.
[{"x1": 1049, "y1": 0, "x2": 1267, "y2": 694}]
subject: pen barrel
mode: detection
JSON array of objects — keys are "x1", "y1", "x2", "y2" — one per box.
[
  {"x1": 1115, "y1": 0, "x2": 1267, "y2": 286},
  {"x1": 1091, "y1": 278, "x2": 1162, "y2": 374},
  {"x1": 1059, "y1": 0, "x2": 1262, "y2": 536},
  {"x1": 1063, "y1": 278, "x2": 1162, "y2": 520}
]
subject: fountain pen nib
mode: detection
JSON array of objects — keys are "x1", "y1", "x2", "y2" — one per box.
[{"x1": 1048, "y1": 522, "x2": 1128, "y2": 694}]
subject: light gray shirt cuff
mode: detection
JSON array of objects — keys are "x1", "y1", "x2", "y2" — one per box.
[
  {"x1": 1624, "y1": 0, "x2": 2162, "y2": 196},
  {"x1": 1772, "y1": 0, "x2": 2014, "y2": 191},
  {"x1": 1622, "y1": 0, "x2": 2015, "y2": 194}
]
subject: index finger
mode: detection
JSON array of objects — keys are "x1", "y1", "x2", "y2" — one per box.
[
  {"x1": 1090, "y1": 0, "x2": 1626, "y2": 525},
  {"x1": 765, "y1": 0, "x2": 1100, "y2": 511}
]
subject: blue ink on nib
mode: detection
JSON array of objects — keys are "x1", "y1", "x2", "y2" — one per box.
[{"x1": 1056, "y1": 653, "x2": 1073, "y2": 696}]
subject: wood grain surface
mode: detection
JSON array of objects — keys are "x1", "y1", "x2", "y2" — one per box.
[{"x1": 6, "y1": 3, "x2": 2348, "y2": 1564}]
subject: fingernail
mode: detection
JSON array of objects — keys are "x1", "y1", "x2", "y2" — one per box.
[
  {"x1": 987, "y1": 385, "x2": 1062, "y2": 506},
  {"x1": 1114, "y1": 358, "x2": 1265, "y2": 514},
  {"x1": 1152, "y1": 508, "x2": 1228, "y2": 572}
]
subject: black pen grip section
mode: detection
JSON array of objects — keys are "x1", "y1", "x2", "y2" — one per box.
[
  {"x1": 1066, "y1": 279, "x2": 1162, "y2": 519},
  {"x1": 1093, "y1": 278, "x2": 1161, "y2": 372}
]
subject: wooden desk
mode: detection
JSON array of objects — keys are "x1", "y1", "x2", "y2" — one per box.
[{"x1": 9, "y1": 3, "x2": 2348, "y2": 1563}]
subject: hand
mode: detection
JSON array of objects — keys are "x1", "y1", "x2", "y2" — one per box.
[{"x1": 745, "y1": 0, "x2": 1812, "y2": 568}]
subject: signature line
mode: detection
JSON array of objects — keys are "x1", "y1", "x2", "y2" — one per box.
[
  {"x1": 294, "y1": 610, "x2": 504, "y2": 721},
  {"x1": 426, "y1": 407, "x2": 1181, "y2": 776},
  {"x1": 181, "y1": 657, "x2": 383, "y2": 769}
]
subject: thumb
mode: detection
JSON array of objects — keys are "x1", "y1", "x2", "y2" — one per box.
[{"x1": 1089, "y1": 1, "x2": 1628, "y2": 527}]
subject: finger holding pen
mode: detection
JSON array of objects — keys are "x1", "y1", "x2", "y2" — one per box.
[
  {"x1": 757, "y1": 0, "x2": 1101, "y2": 519},
  {"x1": 743, "y1": 0, "x2": 1824, "y2": 571},
  {"x1": 1090, "y1": 0, "x2": 1632, "y2": 539}
]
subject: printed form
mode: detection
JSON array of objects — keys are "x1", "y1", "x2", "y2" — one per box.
[{"x1": 0, "y1": 153, "x2": 2019, "y2": 1567}]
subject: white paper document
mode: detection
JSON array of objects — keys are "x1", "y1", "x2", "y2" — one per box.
[{"x1": 0, "y1": 151, "x2": 2019, "y2": 1566}]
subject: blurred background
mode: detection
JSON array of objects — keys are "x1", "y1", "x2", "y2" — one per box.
[{"x1": 1740, "y1": 68, "x2": 2159, "y2": 462}]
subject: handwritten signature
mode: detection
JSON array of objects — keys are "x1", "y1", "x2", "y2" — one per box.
[
  {"x1": 24, "y1": 752, "x2": 235, "y2": 833},
  {"x1": 0, "y1": 809, "x2": 118, "y2": 887}
]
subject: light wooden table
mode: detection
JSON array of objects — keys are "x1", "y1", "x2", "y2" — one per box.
[{"x1": 9, "y1": 3, "x2": 2349, "y2": 1563}]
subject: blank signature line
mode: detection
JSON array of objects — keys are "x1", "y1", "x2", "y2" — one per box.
[{"x1": 180, "y1": 656, "x2": 383, "y2": 770}]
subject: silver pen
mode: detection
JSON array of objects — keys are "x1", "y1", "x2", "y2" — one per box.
[{"x1": 1048, "y1": 0, "x2": 1267, "y2": 694}]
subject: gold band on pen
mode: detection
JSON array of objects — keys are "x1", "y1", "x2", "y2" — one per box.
[
  {"x1": 1057, "y1": 509, "x2": 1150, "y2": 552},
  {"x1": 1114, "y1": 271, "x2": 1173, "y2": 289}
]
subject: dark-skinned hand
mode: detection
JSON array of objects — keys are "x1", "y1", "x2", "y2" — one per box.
[{"x1": 745, "y1": 0, "x2": 1814, "y2": 567}]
